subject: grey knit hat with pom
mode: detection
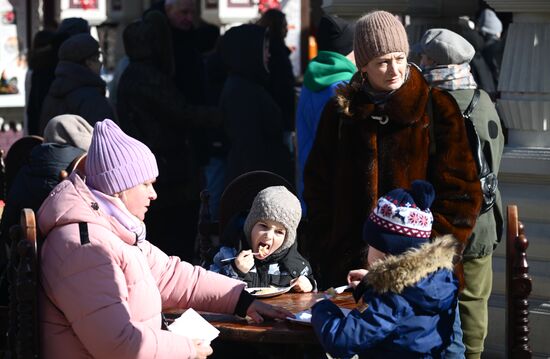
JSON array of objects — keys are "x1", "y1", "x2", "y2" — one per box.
[{"x1": 243, "y1": 186, "x2": 302, "y2": 252}]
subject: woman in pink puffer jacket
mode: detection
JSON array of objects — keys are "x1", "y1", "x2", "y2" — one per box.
[{"x1": 38, "y1": 119, "x2": 291, "y2": 359}]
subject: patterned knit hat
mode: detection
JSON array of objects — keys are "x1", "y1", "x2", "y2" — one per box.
[
  {"x1": 364, "y1": 180, "x2": 435, "y2": 255},
  {"x1": 243, "y1": 186, "x2": 302, "y2": 252},
  {"x1": 85, "y1": 119, "x2": 158, "y2": 195},
  {"x1": 354, "y1": 10, "x2": 409, "y2": 69}
]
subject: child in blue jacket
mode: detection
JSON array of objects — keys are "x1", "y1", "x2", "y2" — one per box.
[{"x1": 311, "y1": 180, "x2": 460, "y2": 358}]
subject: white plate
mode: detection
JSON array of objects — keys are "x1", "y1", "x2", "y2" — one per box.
[
  {"x1": 245, "y1": 286, "x2": 292, "y2": 298},
  {"x1": 286, "y1": 307, "x2": 352, "y2": 325}
]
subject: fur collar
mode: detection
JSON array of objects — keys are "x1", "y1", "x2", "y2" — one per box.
[
  {"x1": 335, "y1": 64, "x2": 430, "y2": 125},
  {"x1": 365, "y1": 235, "x2": 458, "y2": 294}
]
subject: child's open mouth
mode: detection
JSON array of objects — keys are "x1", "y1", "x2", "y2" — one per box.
[{"x1": 258, "y1": 243, "x2": 270, "y2": 257}]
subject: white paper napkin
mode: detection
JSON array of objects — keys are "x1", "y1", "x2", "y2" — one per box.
[{"x1": 168, "y1": 308, "x2": 220, "y2": 343}]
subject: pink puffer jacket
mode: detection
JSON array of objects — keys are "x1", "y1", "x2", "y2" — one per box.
[{"x1": 38, "y1": 173, "x2": 247, "y2": 358}]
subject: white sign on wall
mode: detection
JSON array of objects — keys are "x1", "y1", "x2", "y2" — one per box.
[
  {"x1": 60, "y1": 0, "x2": 107, "y2": 25},
  {"x1": 281, "y1": 0, "x2": 301, "y2": 77}
]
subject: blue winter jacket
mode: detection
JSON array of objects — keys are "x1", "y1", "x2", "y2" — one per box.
[{"x1": 311, "y1": 236, "x2": 459, "y2": 358}]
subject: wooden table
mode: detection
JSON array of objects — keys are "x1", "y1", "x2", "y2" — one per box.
[{"x1": 165, "y1": 292, "x2": 355, "y2": 345}]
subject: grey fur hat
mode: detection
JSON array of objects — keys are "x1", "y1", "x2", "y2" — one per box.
[
  {"x1": 416, "y1": 28, "x2": 475, "y2": 65},
  {"x1": 243, "y1": 186, "x2": 302, "y2": 252},
  {"x1": 43, "y1": 114, "x2": 93, "y2": 151}
]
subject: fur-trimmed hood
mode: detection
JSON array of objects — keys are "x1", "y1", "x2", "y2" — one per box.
[
  {"x1": 335, "y1": 64, "x2": 430, "y2": 125},
  {"x1": 366, "y1": 235, "x2": 457, "y2": 294}
]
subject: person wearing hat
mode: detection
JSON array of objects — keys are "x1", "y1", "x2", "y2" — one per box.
[
  {"x1": 303, "y1": 10, "x2": 482, "y2": 290},
  {"x1": 210, "y1": 186, "x2": 316, "y2": 292},
  {"x1": 476, "y1": 9, "x2": 504, "y2": 88},
  {"x1": 311, "y1": 180, "x2": 460, "y2": 357},
  {"x1": 219, "y1": 24, "x2": 292, "y2": 185},
  {"x1": 40, "y1": 33, "x2": 116, "y2": 133},
  {"x1": 37, "y1": 119, "x2": 292, "y2": 359},
  {"x1": 0, "y1": 114, "x2": 93, "y2": 306},
  {"x1": 295, "y1": 13, "x2": 356, "y2": 215},
  {"x1": 26, "y1": 18, "x2": 90, "y2": 137},
  {"x1": 418, "y1": 28, "x2": 504, "y2": 359}
]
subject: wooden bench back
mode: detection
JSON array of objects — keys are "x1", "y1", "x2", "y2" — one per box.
[
  {"x1": 506, "y1": 205, "x2": 532, "y2": 359},
  {"x1": 6, "y1": 208, "x2": 39, "y2": 359}
]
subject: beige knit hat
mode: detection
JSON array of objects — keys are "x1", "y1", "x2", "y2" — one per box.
[
  {"x1": 43, "y1": 114, "x2": 93, "y2": 151},
  {"x1": 354, "y1": 11, "x2": 409, "y2": 69},
  {"x1": 243, "y1": 186, "x2": 302, "y2": 253}
]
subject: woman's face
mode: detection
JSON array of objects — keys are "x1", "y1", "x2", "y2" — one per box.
[
  {"x1": 361, "y1": 52, "x2": 408, "y2": 92},
  {"x1": 118, "y1": 179, "x2": 157, "y2": 221},
  {"x1": 250, "y1": 219, "x2": 286, "y2": 259}
]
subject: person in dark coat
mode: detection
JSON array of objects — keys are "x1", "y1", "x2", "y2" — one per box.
[
  {"x1": 26, "y1": 18, "x2": 90, "y2": 136},
  {"x1": 0, "y1": 114, "x2": 92, "y2": 305},
  {"x1": 116, "y1": 11, "x2": 220, "y2": 261},
  {"x1": 147, "y1": 0, "x2": 213, "y2": 105},
  {"x1": 477, "y1": 9, "x2": 504, "y2": 90},
  {"x1": 303, "y1": 11, "x2": 482, "y2": 289},
  {"x1": 257, "y1": 9, "x2": 296, "y2": 133},
  {"x1": 40, "y1": 33, "x2": 116, "y2": 132},
  {"x1": 220, "y1": 24, "x2": 292, "y2": 185}
]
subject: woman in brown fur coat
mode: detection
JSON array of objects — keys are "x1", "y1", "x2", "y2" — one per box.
[{"x1": 302, "y1": 11, "x2": 482, "y2": 289}]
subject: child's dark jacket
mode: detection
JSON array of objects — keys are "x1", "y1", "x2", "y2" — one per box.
[
  {"x1": 210, "y1": 242, "x2": 316, "y2": 289},
  {"x1": 311, "y1": 236, "x2": 458, "y2": 359}
]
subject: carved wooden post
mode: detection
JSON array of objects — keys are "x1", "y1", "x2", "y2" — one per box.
[
  {"x1": 7, "y1": 224, "x2": 21, "y2": 358},
  {"x1": 506, "y1": 205, "x2": 532, "y2": 359}
]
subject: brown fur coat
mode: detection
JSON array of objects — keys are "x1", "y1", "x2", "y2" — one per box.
[{"x1": 302, "y1": 65, "x2": 482, "y2": 289}]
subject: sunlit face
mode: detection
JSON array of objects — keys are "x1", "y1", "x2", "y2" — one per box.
[
  {"x1": 361, "y1": 52, "x2": 408, "y2": 92},
  {"x1": 367, "y1": 245, "x2": 386, "y2": 267},
  {"x1": 250, "y1": 219, "x2": 286, "y2": 259},
  {"x1": 165, "y1": 0, "x2": 196, "y2": 31},
  {"x1": 118, "y1": 179, "x2": 157, "y2": 221}
]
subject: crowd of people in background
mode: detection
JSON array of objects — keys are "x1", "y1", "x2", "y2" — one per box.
[{"x1": 0, "y1": 1, "x2": 508, "y2": 358}]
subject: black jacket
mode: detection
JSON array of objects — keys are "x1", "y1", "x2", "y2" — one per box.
[
  {"x1": 40, "y1": 61, "x2": 116, "y2": 132},
  {"x1": 220, "y1": 24, "x2": 292, "y2": 185},
  {"x1": 0, "y1": 143, "x2": 84, "y2": 305},
  {"x1": 117, "y1": 13, "x2": 220, "y2": 204}
]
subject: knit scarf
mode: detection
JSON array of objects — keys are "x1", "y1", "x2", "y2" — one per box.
[
  {"x1": 90, "y1": 188, "x2": 147, "y2": 243},
  {"x1": 422, "y1": 63, "x2": 477, "y2": 90}
]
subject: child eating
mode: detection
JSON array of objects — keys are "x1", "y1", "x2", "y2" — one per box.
[
  {"x1": 211, "y1": 186, "x2": 316, "y2": 292},
  {"x1": 311, "y1": 180, "x2": 460, "y2": 358}
]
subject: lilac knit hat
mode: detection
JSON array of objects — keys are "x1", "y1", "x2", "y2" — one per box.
[{"x1": 85, "y1": 119, "x2": 159, "y2": 195}]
